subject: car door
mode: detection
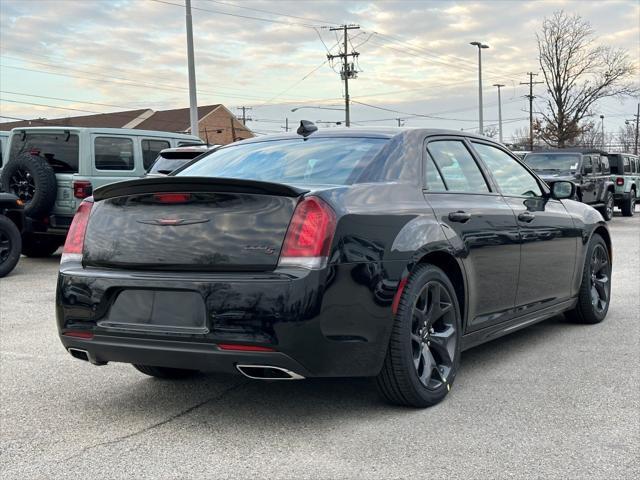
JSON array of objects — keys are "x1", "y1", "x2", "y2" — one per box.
[
  {"x1": 423, "y1": 137, "x2": 521, "y2": 332},
  {"x1": 470, "y1": 141, "x2": 578, "y2": 309}
]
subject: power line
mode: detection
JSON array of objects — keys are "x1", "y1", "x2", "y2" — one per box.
[{"x1": 202, "y1": 0, "x2": 338, "y2": 26}]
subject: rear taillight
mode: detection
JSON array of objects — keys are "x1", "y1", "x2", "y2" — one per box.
[
  {"x1": 73, "y1": 180, "x2": 93, "y2": 199},
  {"x1": 616, "y1": 177, "x2": 624, "y2": 186},
  {"x1": 278, "y1": 196, "x2": 336, "y2": 269},
  {"x1": 61, "y1": 199, "x2": 93, "y2": 264}
]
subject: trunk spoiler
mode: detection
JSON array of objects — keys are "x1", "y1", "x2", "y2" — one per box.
[{"x1": 93, "y1": 176, "x2": 309, "y2": 201}]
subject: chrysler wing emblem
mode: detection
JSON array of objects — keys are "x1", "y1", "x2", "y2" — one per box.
[{"x1": 136, "y1": 218, "x2": 210, "y2": 226}]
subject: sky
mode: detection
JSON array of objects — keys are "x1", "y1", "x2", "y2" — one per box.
[{"x1": 0, "y1": 0, "x2": 638, "y2": 143}]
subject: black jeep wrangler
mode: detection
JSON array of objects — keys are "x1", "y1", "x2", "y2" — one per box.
[
  {"x1": 0, "y1": 192, "x2": 24, "y2": 277},
  {"x1": 524, "y1": 149, "x2": 616, "y2": 220}
]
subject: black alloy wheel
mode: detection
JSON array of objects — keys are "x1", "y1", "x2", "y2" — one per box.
[
  {"x1": 600, "y1": 192, "x2": 614, "y2": 221},
  {"x1": 0, "y1": 215, "x2": 22, "y2": 277},
  {"x1": 589, "y1": 243, "x2": 610, "y2": 315},
  {"x1": 8, "y1": 168, "x2": 36, "y2": 204},
  {"x1": 376, "y1": 264, "x2": 461, "y2": 408},
  {"x1": 566, "y1": 233, "x2": 611, "y2": 324},
  {"x1": 410, "y1": 281, "x2": 457, "y2": 390}
]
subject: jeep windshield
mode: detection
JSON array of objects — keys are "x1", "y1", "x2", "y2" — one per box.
[
  {"x1": 8, "y1": 132, "x2": 80, "y2": 173},
  {"x1": 177, "y1": 137, "x2": 389, "y2": 185},
  {"x1": 524, "y1": 153, "x2": 581, "y2": 172}
]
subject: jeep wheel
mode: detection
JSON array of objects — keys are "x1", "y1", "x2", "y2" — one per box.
[
  {"x1": 597, "y1": 191, "x2": 614, "y2": 221},
  {"x1": 0, "y1": 153, "x2": 57, "y2": 217},
  {"x1": 621, "y1": 192, "x2": 636, "y2": 217},
  {"x1": 21, "y1": 234, "x2": 62, "y2": 258},
  {"x1": 0, "y1": 215, "x2": 22, "y2": 277}
]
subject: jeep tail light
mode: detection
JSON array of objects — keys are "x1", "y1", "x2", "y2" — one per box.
[
  {"x1": 278, "y1": 196, "x2": 336, "y2": 269},
  {"x1": 61, "y1": 199, "x2": 93, "y2": 264},
  {"x1": 616, "y1": 177, "x2": 624, "y2": 186},
  {"x1": 73, "y1": 180, "x2": 93, "y2": 199}
]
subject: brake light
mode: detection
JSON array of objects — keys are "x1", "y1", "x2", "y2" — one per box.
[
  {"x1": 153, "y1": 193, "x2": 191, "y2": 203},
  {"x1": 616, "y1": 177, "x2": 624, "y2": 186},
  {"x1": 278, "y1": 196, "x2": 336, "y2": 269},
  {"x1": 73, "y1": 180, "x2": 93, "y2": 199},
  {"x1": 61, "y1": 199, "x2": 93, "y2": 264}
]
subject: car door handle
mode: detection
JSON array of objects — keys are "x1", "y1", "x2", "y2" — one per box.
[
  {"x1": 518, "y1": 212, "x2": 536, "y2": 223},
  {"x1": 448, "y1": 211, "x2": 471, "y2": 223}
]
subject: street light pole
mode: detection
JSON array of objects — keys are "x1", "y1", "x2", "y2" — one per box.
[
  {"x1": 185, "y1": 0, "x2": 199, "y2": 139},
  {"x1": 470, "y1": 41, "x2": 489, "y2": 135},
  {"x1": 600, "y1": 114, "x2": 605, "y2": 149},
  {"x1": 493, "y1": 83, "x2": 505, "y2": 143}
]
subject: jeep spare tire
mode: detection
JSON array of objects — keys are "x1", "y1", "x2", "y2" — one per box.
[{"x1": 0, "y1": 153, "x2": 57, "y2": 217}]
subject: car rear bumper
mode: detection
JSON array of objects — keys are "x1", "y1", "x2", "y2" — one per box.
[{"x1": 56, "y1": 261, "x2": 403, "y2": 377}]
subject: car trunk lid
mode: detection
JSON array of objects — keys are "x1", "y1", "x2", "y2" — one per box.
[{"x1": 83, "y1": 177, "x2": 308, "y2": 271}]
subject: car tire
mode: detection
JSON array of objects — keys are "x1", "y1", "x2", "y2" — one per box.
[
  {"x1": 21, "y1": 234, "x2": 62, "y2": 257},
  {"x1": 620, "y1": 191, "x2": 636, "y2": 217},
  {"x1": 597, "y1": 191, "x2": 614, "y2": 221},
  {"x1": 0, "y1": 153, "x2": 57, "y2": 218},
  {"x1": 133, "y1": 364, "x2": 200, "y2": 379},
  {"x1": 0, "y1": 215, "x2": 22, "y2": 278},
  {"x1": 565, "y1": 233, "x2": 611, "y2": 324},
  {"x1": 376, "y1": 264, "x2": 462, "y2": 408}
]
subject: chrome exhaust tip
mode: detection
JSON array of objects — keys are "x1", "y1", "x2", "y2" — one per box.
[
  {"x1": 68, "y1": 348, "x2": 90, "y2": 362},
  {"x1": 236, "y1": 364, "x2": 305, "y2": 380}
]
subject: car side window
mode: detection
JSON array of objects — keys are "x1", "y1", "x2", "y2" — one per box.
[
  {"x1": 424, "y1": 152, "x2": 447, "y2": 191},
  {"x1": 583, "y1": 156, "x2": 593, "y2": 173},
  {"x1": 142, "y1": 139, "x2": 170, "y2": 170},
  {"x1": 426, "y1": 140, "x2": 489, "y2": 193},
  {"x1": 95, "y1": 137, "x2": 134, "y2": 171},
  {"x1": 472, "y1": 142, "x2": 542, "y2": 197},
  {"x1": 623, "y1": 157, "x2": 631, "y2": 173}
]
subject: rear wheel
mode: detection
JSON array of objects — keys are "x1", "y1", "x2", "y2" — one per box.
[
  {"x1": 376, "y1": 264, "x2": 461, "y2": 408},
  {"x1": 0, "y1": 216, "x2": 22, "y2": 277},
  {"x1": 21, "y1": 234, "x2": 62, "y2": 257},
  {"x1": 133, "y1": 364, "x2": 199, "y2": 379},
  {"x1": 597, "y1": 191, "x2": 614, "y2": 221},
  {"x1": 565, "y1": 234, "x2": 611, "y2": 324},
  {"x1": 620, "y1": 191, "x2": 636, "y2": 217}
]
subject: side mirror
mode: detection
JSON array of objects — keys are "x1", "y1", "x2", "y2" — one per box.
[{"x1": 550, "y1": 181, "x2": 575, "y2": 200}]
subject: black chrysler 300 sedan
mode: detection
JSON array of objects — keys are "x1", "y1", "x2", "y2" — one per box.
[{"x1": 56, "y1": 126, "x2": 612, "y2": 407}]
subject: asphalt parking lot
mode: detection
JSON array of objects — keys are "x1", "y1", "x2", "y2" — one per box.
[{"x1": 1, "y1": 212, "x2": 638, "y2": 479}]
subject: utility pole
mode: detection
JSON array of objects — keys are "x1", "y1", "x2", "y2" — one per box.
[
  {"x1": 625, "y1": 104, "x2": 639, "y2": 155},
  {"x1": 396, "y1": 118, "x2": 405, "y2": 127},
  {"x1": 328, "y1": 25, "x2": 360, "y2": 127},
  {"x1": 282, "y1": 118, "x2": 289, "y2": 132},
  {"x1": 600, "y1": 115, "x2": 606, "y2": 149},
  {"x1": 470, "y1": 41, "x2": 489, "y2": 134},
  {"x1": 185, "y1": 0, "x2": 199, "y2": 139},
  {"x1": 237, "y1": 106, "x2": 252, "y2": 125},
  {"x1": 493, "y1": 84, "x2": 505, "y2": 143},
  {"x1": 520, "y1": 72, "x2": 543, "y2": 151}
]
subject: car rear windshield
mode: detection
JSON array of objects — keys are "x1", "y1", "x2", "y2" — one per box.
[
  {"x1": 177, "y1": 137, "x2": 388, "y2": 185},
  {"x1": 524, "y1": 153, "x2": 581, "y2": 172},
  {"x1": 148, "y1": 154, "x2": 202, "y2": 175},
  {"x1": 8, "y1": 132, "x2": 80, "y2": 173}
]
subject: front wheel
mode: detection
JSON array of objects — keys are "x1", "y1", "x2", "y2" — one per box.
[
  {"x1": 133, "y1": 364, "x2": 200, "y2": 379},
  {"x1": 565, "y1": 233, "x2": 611, "y2": 324},
  {"x1": 376, "y1": 264, "x2": 461, "y2": 408},
  {"x1": 598, "y1": 191, "x2": 614, "y2": 221}
]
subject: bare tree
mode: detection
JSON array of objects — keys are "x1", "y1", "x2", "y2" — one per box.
[
  {"x1": 536, "y1": 11, "x2": 637, "y2": 147},
  {"x1": 618, "y1": 123, "x2": 636, "y2": 152}
]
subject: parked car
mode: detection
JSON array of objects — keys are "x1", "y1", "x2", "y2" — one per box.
[
  {"x1": 146, "y1": 144, "x2": 218, "y2": 177},
  {"x1": 607, "y1": 152, "x2": 639, "y2": 216},
  {"x1": 57, "y1": 125, "x2": 612, "y2": 408},
  {"x1": 524, "y1": 149, "x2": 616, "y2": 220},
  {"x1": 0, "y1": 127, "x2": 202, "y2": 256},
  {"x1": 0, "y1": 192, "x2": 24, "y2": 277}
]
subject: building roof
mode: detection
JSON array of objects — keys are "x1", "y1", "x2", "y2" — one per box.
[
  {"x1": 134, "y1": 105, "x2": 220, "y2": 132},
  {"x1": 0, "y1": 109, "x2": 152, "y2": 131}
]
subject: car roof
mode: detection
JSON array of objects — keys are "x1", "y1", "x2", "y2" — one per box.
[
  {"x1": 6, "y1": 126, "x2": 200, "y2": 140},
  {"x1": 228, "y1": 126, "x2": 489, "y2": 146}
]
